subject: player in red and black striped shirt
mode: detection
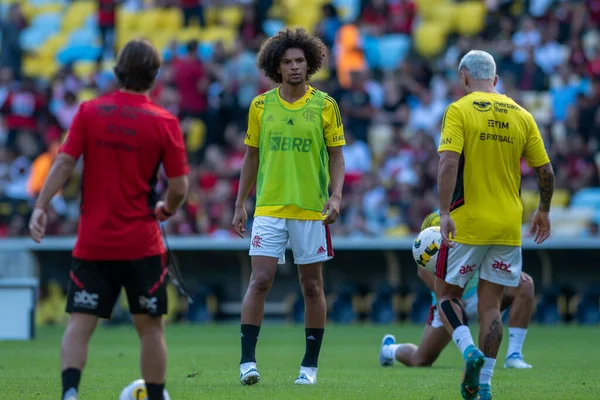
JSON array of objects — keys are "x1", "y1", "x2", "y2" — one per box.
[{"x1": 29, "y1": 39, "x2": 189, "y2": 400}]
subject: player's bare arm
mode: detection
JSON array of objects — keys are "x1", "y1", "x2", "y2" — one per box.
[
  {"x1": 322, "y1": 146, "x2": 345, "y2": 225},
  {"x1": 530, "y1": 162, "x2": 555, "y2": 244},
  {"x1": 155, "y1": 175, "x2": 189, "y2": 222},
  {"x1": 233, "y1": 145, "x2": 259, "y2": 237},
  {"x1": 29, "y1": 153, "x2": 77, "y2": 243},
  {"x1": 437, "y1": 150, "x2": 460, "y2": 247},
  {"x1": 535, "y1": 162, "x2": 554, "y2": 212}
]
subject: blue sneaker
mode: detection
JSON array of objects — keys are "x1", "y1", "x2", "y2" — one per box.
[
  {"x1": 477, "y1": 383, "x2": 492, "y2": 400},
  {"x1": 504, "y1": 352, "x2": 532, "y2": 369},
  {"x1": 379, "y1": 334, "x2": 396, "y2": 366},
  {"x1": 460, "y1": 345, "x2": 485, "y2": 399}
]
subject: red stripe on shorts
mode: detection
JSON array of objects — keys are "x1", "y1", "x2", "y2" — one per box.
[
  {"x1": 427, "y1": 305, "x2": 436, "y2": 326},
  {"x1": 148, "y1": 254, "x2": 169, "y2": 295},
  {"x1": 70, "y1": 271, "x2": 85, "y2": 289},
  {"x1": 325, "y1": 225, "x2": 334, "y2": 257},
  {"x1": 435, "y1": 242, "x2": 449, "y2": 279}
]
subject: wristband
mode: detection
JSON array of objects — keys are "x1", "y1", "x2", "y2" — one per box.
[
  {"x1": 34, "y1": 204, "x2": 47, "y2": 213},
  {"x1": 161, "y1": 205, "x2": 174, "y2": 217}
]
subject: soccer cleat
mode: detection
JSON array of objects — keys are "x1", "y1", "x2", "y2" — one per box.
[
  {"x1": 504, "y1": 352, "x2": 532, "y2": 369},
  {"x1": 294, "y1": 373, "x2": 316, "y2": 385},
  {"x1": 477, "y1": 383, "x2": 492, "y2": 400},
  {"x1": 460, "y1": 345, "x2": 485, "y2": 400},
  {"x1": 379, "y1": 334, "x2": 396, "y2": 366},
  {"x1": 240, "y1": 366, "x2": 261, "y2": 386},
  {"x1": 63, "y1": 388, "x2": 77, "y2": 400}
]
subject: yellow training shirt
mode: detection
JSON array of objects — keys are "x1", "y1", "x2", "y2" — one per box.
[
  {"x1": 245, "y1": 86, "x2": 345, "y2": 220},
  {"x1": 438, "y1": 92, "x2": 550, "y2": 246}
]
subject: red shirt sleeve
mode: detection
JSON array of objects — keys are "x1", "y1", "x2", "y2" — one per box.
[
  {"x1": 60, "y1": 103, "x2": 86, "y2": 159},
  {"x1": 162, "y1": 117, "x2": 189, "y2": 178}
]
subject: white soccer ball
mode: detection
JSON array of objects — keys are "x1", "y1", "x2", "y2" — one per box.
[
  {"x1": 412, "y1": 226, "x2": 442, "y2": 273},
  {"x1": 119, "y1": 379, "x2": 171, "y2": 400}
]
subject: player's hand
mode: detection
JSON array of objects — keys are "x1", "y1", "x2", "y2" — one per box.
[
  {"x1": 154, "y1": 201, "x2": 174, "y2": 222},
  {"x1": 232, "y1": 206, "x2": 247, "y2": 238},
  {"x1": 322, "y1": 194, "x2": 341, "y2": 225},
  {"x1": 439, "y1": 213, "x2": 456, "y2": 248},
  {"x1": 29, "y1": 207, "x2": 48, "y2": 243},
  {"x1": 530, "y1": 209, "x2": 551, "y2": 244}
]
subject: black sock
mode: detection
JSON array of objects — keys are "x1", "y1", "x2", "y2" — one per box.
[
  {"x1": 301, "y1": 328, "x2": 325, "y2": 368},
  {"x1": 61, "y1": 368, "x2": 81, "y2": 399},
  {"x1": 240, "y1": 324, "x2": 261, "y2": 364},
  {"x1": 146, "y1": 383, "x2": 165, "y2": 400}
]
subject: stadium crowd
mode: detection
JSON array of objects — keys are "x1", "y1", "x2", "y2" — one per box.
[{"x1": 0, "y1": 0, "x2": 599, "y2": 238}]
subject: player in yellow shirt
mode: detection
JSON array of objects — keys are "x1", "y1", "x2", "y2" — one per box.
[
  {"x1": 232, "y1": 28, "x2": 345, "y2": 386},
  {"x1": 435, "y1": 50, "x2": 555, "y2": 400}
]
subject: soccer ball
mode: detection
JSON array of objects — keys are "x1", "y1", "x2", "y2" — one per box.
[
  {"x1": 412, "y1": 226, "x2": 442, "y2": 273},
  {"x1": 119, "y1": 379, "x2": 171, "y2": 400}
]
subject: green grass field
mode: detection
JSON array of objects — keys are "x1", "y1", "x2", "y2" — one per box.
[{"x1": 1, "y1": 324, "x2": 598, "y2": 399}]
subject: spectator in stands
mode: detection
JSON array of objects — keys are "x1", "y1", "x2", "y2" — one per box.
[
  {"x1": 238, "y1": 4, "x2": 265, "y2": 51},
  {"x1": 0, "y1": 4, "x2": 25, "y2": 81},
  {"x1": 174, "y1": 40, "x2": 209, "y2": 133},
  {"x1": 27, "y1": 133, "x2": 62, "y2": 199},
  {"x1": 340, "y1": 70, "x2": 373, "y2": 142},
  {"x1": 316, "y1": 4, "x2": 341, "y2": 50},
  {"x1": 180, "y1": 0, "x2": 205, "y2": 27},
  {"x1": 335, "y1": 21, "x2": 366, "y2": 89},
  {"x1": 97, "y1": 0, "x2": 119, "y2": 60},
  {"x1": 1, "y1": 79, "x2": 45, "y2": 152},
  {"x1": 515, "y1": 48, "x2": 549, "y2": 92}
]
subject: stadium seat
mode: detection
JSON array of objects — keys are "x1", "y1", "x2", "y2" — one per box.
[
  {"x1": 67, "y1": 27, "x2": 97, "y2": 48},
  {"x1": 262, "y1": 19, "x2": 285, "y2": 37},
  {"x1": 73, "y1": 60, "x2": 97, "y2": 79},
  {"x1": 369, "y1": 285, "x2": 396, "y2": 324},
  {"x1": 186, "y1": 119, "x2": 206, "y2": 153},
  {"x1": 552, "y1": 189, "x2": 570, "y2": 208},
  {"x1": 571, "y1": 188, "x2": 600, "y2": 209},
  {"x1": 453, "y1": 1, "x2": 486, "y2": 36},
  {"x1": 385, "y1": 224, "x2": 410, "y2": 237},
  {"x1": 413, "y1": 22, "x2": 447, "y2": 58},
  {"x1": 217, "y1": 6, "x2": 244, "y2": 27},
  {"x1": 57, "y1": 44, "x2": 102, "y2": 65},
  {"x1": 376, "y1": 34, "x2": 411, "y2": 71},
  {"x1": 37, "y1": 32, "x2": 68, "y2": 58},
  {"x1": 62, "y1": 1, "x2": 97, "y2": 33},
  {"x1": 156, "y1": 8, "x2": 183, "y2": 32}
]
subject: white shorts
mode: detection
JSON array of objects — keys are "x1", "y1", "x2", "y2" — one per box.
[
  {"x1": 435, "y1": 243, "x2": 522, "y2": 288},
  {"x1": 249, "y1": 216, "x2": 334, "y2": 265},
  {"x1": 430, "y1": 293, "x2": 479, "y2": 329}
]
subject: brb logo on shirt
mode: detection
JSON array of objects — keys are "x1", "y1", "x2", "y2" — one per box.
[
  {"x1": 492, "y1": 260, "x2": 512, "y2": 273},
  {"x1": 459, "y1": 264, "x2": 476, "y2": 275},
  {"x1": 270, "y1": 136, "x2": 312, "y2": 152},
  {"x1": 74, "y1": 290, "x2": 99, "y2": 309}
]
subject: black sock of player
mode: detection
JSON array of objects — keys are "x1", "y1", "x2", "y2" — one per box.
[
  {"x1": 301, "y1": 328, "x2": 325, "y2": 368},
  {"x1": 240, "y1": 324, "x2": 261, "y2": 364},
  {"x1": 146, "y1": 383, "x2": 165, "y2": 400},
  {"x1": 61, "y1": 368, "x2": 81, "y2": 398}
]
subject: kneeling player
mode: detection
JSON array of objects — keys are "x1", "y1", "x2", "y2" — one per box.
[{"x1": 378, "y1": 213, "x2": 535, "y2": 369}]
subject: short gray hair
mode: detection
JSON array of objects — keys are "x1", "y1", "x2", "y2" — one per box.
[{"x1": 458, "y1": 50, "x2": 496, "y2": 80}]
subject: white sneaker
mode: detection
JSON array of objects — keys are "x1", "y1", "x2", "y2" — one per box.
[
  {"x1": 294, "y1": 366, "x2": 317, "y2": 385},
  {"x1": 240, "y1": 363, "x2": 261, "y2": 385},
  {"x1": 379, "y1": 334, "x2": 396, "y2": 366},
  {"x1": 63, "y1": 388, "x2": 78, "y2": 400},
  {"x1": 504, "y1": 352, "x2": 533, "y2": 369}
]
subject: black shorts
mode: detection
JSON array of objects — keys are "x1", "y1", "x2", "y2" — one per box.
[{"x1": 66, "y1": 255, "x2": 168, "y2": 319}]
